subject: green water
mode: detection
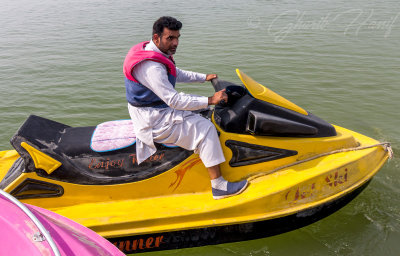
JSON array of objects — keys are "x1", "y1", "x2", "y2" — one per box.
[{"x1": 1, "y1": 0, "x2": 399, "y2": 255}]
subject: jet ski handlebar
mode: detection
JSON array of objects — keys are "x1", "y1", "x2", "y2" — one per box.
[
  {"x1": 211, "y1": 78, "x2": 228, "y2": 92},
  {"x1": 211, "y1": 78, "x2": 248, "y2": 106}
]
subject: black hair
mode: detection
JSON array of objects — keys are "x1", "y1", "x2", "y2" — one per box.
[{"x1": 152, "y1": 16, "x2": 182, "y2": 36}]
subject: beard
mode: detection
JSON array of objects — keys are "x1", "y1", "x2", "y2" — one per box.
[{"x1": 158, "y1": 41, "x2": 177, "y2": 55}]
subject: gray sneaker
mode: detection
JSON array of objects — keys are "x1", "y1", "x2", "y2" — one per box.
[{"x1": 212, "y1": 180, "x2": 248, "y2": 200}]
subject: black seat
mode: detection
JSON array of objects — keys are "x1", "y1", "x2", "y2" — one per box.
[{"x1": 10, "y1": 115, "x2": 193, "y2": 185}]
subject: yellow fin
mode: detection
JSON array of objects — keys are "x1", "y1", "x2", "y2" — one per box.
[
  {"x1": 236, "y1": 69, "x2": 308, "y2": 116},
  {"x1": 21, "y1": 142, "x2": 61, "y2": 174}
]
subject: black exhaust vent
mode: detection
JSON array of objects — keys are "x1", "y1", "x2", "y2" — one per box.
[
  {"x1": 226, "y1": 140, "x2": 298, "y2": 167},
  {"x1": 10, "y1": 178, "x2": 64, "y2": 199}
]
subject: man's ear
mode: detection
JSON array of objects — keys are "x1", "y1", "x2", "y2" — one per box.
[{"x1": 153, "y1": 33, "x2": 160, "y2": 45}]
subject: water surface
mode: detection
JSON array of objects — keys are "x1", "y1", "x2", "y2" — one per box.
[{"x1": 0, "y1": 0, "x2": 399, "y2": 255}]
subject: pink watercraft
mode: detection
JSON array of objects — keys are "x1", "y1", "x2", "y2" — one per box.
[{"x1": 0, "y1": 189, "x2": 125, "y2": 256}]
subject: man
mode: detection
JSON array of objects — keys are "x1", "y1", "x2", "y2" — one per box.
[{"x1": 123, "y1": 16, "x2": 248, "y2": 199}]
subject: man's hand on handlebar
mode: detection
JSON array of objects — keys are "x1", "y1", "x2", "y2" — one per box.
[
  {"x1": 206, "y1": 74, "x2": 218, "y2": 81},
  {"x1": 208, "y1": 89, "x2": 228, "y2": 105}
]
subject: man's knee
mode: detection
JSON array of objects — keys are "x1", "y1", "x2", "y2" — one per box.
[{"x1": 201, "y1": 118, "x2": 218, "y2": 136}]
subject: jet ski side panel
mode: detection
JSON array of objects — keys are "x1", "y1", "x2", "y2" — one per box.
[{"x1": 109, "y1": 179, "x2": 370, "y2": 254}]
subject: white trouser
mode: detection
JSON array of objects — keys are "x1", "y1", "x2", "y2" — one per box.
[{"x1": 128, "y1": 104, "x2": 225, "y2": 167}]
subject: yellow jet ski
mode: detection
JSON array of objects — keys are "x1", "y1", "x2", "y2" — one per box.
[{"x1": 0, "y1": 69, "x2": 391, "y2": 254}]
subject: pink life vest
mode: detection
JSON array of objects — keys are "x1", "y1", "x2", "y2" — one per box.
[
  {"x1": 123, "y1": 41, "x2": 176, "y2": 107},
  {"x1": 123, "y1": 41, "x2": 176, "y2": 82},
  {"x1": 123, "y1": 41, "x2": 177, "y2": 107}
]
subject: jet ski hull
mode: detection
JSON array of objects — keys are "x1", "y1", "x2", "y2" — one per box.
[
  {"x1": 108, "y1": 179, "x2": 371, "y2": 254},
  {"x1": 0, "y1": 125, "x2": 389, "y2": 254}
]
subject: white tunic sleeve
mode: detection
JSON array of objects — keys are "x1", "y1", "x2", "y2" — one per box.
[
  {"x1": 176, "y1": 67, "x2": 206, "y2": 83},
  {"x1": 132, "y1": 61, "x2": 209, "y2": 111}
]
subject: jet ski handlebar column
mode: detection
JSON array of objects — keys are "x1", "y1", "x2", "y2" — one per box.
[{"x1": 211, "y1": 78, "x2": 224, "y2": 92}]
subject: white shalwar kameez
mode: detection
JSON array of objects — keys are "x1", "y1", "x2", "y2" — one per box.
[{"x1": 128, "y1": 40, "x2": 225, "y2": 167}]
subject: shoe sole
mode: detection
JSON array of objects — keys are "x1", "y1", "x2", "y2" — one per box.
[{"x1": 212, "y1": 180, "x2": 249, "y2": 200}]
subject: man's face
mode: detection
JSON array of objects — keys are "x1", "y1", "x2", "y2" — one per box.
[{"x1": 153, "y1": 28, "x2": 180, "y2": 55}]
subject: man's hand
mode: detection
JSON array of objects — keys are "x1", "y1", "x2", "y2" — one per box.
[
  {"x1": 208, "y1": 89, "x2": 228, "y2": 105},
  {"x1": 206, "y1": 74, "x2": 218, "y2": 81}
]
